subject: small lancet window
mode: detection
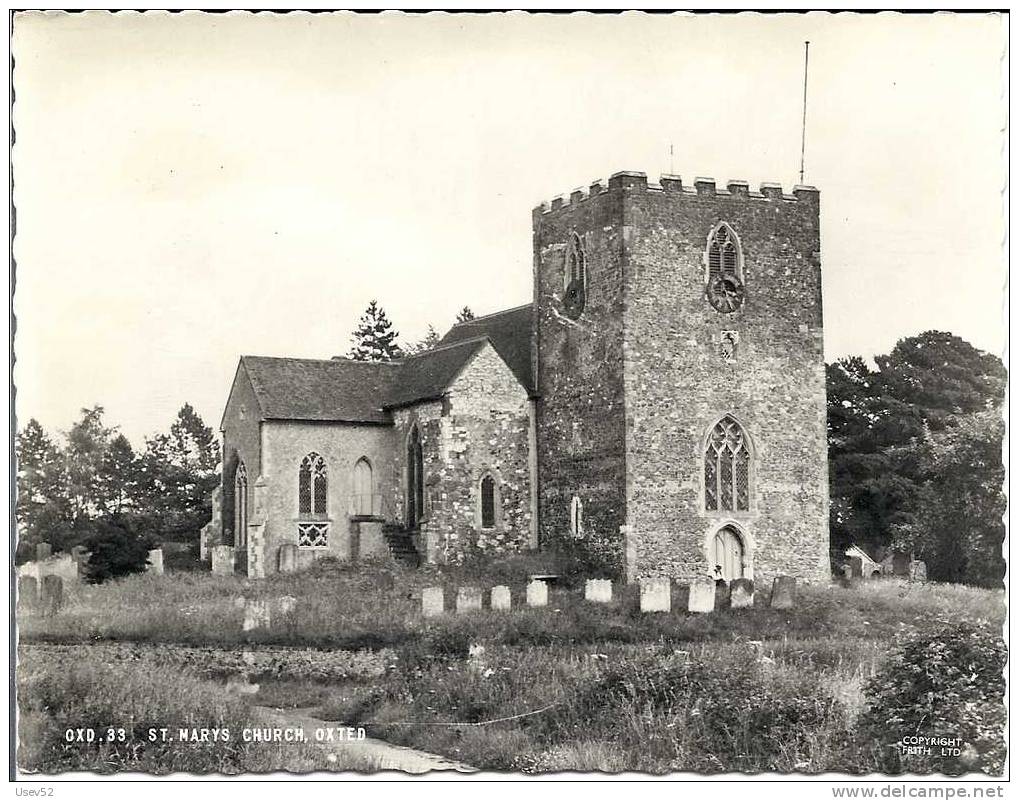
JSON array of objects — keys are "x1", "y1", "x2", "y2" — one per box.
[
  {"x1": 299, "y1": 452, "x2": 328, "y2": 517},
  {"x1": 562, "y1": 232, "x2": 586, "y2": 319},
  {"x1": 569, "y1": 495, "x2": 584, "y2": 538},
  {"x1": 704, "y1": 416, "x2": 751, "y2": 512},
  {"x1": 480, "y1": 474, "x2": 496, "y2": 529}
]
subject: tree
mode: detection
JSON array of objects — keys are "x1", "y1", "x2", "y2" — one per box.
[
  {"x1": 349, "y1": 300, "x2": 403, "y2": 362},
  {"x1": 98, "y1": 434, "x2": 140, "y2": 514},
  {"x1": 915, "y1": 408, "x2": 1005, "y2": 587},
  {"x1": 455, "y1": 306, "x2": 475, "y2": 324},
  {"x1": 404, "y1": 324, "x2": 442, "y2": 355},
  {"x1": 15, "y1": 419, "x2": 71, "y2": 557},
  {"x1": 83, "y1": 515, "x2": 154, "y2": 584},
  {"x1": 136, "y1": 404, "x2": 220, "y2": 542},
  {"x1": 64, "y1": 406, "x2": 118, "y2": 523},
  {"x1": 827, "y1": 332, "x2": 1005, "y2": 582}
]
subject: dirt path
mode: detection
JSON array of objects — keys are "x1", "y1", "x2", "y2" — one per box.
[{"x1": 255, "y1": 706, "x2": 476, "y2": 774}]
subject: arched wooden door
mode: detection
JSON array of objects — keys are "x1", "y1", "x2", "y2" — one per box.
[{"x1": 712, "y1": 526, "x2": 745, "y2": 582}]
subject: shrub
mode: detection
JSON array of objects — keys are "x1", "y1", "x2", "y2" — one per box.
[
  {"x1": 83, "y1": 516, "x2": 154, "y2": 584},
  {"x1": 857, "y1": 619, "x2": 1006, "y2": 775}
]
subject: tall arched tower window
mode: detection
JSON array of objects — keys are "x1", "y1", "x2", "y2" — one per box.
[
  {"x1": 569, "y1": 495, "x2": 584, "y2": 537},
  {"x1": 705, "y1": 223, "x2": 745, "y2": 314},
  {"x1": 406, "y1": 426, "x2": 424, "y2": 528},
  {"x1": 562, "y1": 232, "x2": 586, "y2": 319},
  {"x1": 704, "y1": 416, "x2": 751, "y2": 512},
  {"x1": 234, "y1": 461, "x2": 248, "y2": 547},
  {"x1": 299, "y1": 452, "x2": 328, "y2": 517}
]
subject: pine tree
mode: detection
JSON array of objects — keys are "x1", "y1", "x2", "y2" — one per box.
[
  {"x1": 349, "y1": 300, "x2": 403, "y2": 361},
  {"x1": 404, "y1": 324, "x2": 442, "y2": 355},
  {"x1": 15, "y1": 419, "x2": 71, "y2": 555},
  {"x1": 455, "y1": 306, "x2": 476, "y2": 324}
]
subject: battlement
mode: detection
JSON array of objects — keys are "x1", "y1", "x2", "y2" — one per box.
[{"x1": 533, "y1": 171, "x2": 819, "y2": 215}]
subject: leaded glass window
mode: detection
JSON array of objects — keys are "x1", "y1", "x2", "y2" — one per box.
[
  {"x1": 297, "y1": 522, "x2": 329, "y2": 548},
  {"x1": 704, "y1": 416, "x2": 751, "y2": 512},
  {"x1": 299, "y1": 452, "x2": 327, "y2": 517}
]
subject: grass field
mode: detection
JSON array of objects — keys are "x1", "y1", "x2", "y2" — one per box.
[{"x1": 16, "y1": 557, "x2": 1007, "y2": 776}]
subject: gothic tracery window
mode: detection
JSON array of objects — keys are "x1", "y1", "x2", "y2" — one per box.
[
  {"x1": 299, "y1": 452, "x2": 328, "y2": 517},
  {"x1": 704, "y1": 416, "x2": 751, "y2": 512},
  {"x1": 562, "y1": 232, "x2": 586, "y2": 319},
  {"x1": 706, "y1": 223, "x2": 746, "y2": 314}
]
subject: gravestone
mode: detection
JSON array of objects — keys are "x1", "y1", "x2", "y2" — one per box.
[
  {"x1": 456, "y1": 586, "x2": 482, "y2": 614},
  {"x1": 639, "y1": 578, "x2": 671, "y2": 613},
  {"x1": 490, "y1": 585, "x2": 511, "y2": 611},
  {"x1": 278, "y1": 544, "x2": 298, "y2": 574},
  {"x1": 36, "y1": 542, "x2": 52, "y2": 561},
  {"x1": 243, "y1": 599, "x2": 271, "y2": 632},
  {"x1": 585, "y1": 579, "x2": 612, "y2": 603},
  {"x1": 278, "y1": 595, "x2": 297, "y2": 615},
  {"x1": 909, "y1": 560, "x2": 927, "y2": 583},
  {"x1": 147, "y1": 548, "x2": 164, "y2": 575},
  {"x1": 729, "y1": 578, "x2": 754, "y2": 608},
  {"x1": 18, "y1": 575, "x2": 38, "y2": 609},
  {"x1": 687, "y1": 579, "x2": 716, "y2": 613},
  {"x1": 421, "y1": 587, "x2": 444, "y2": 617},
  {"x1": 41, "y1": 575, "x2": 63, "y2": 615},
  {"x1": 525, "y1": 579, "x2": 548, "y2": 608},
  {"x1": 211, "y1": 546, "x2": 235, "y2": 576},
  {"x1": 769, "y1": 575, "x2": 796, "y2": 609}
]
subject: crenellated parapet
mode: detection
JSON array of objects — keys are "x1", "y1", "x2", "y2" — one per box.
[{"x1": 533, "y1": 170, "x2": 819, "y2": 216}]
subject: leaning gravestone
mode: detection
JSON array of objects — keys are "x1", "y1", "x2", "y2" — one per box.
[
  {"x1": 278, "y1": 544, "x2": 298, "y2": 574},
  {"x1": 421, "y1": 587, "x2": 444, "y2": 617},
  {"x1": 729, "y1": 578, "x2": 754, "y2": 608},
  {"x1": 909, "y1": 560, "x2": 927, "y2": 583},
  {"x1": 639, "y1": 577, "x2": 671, "y2": 613},
  {"x1": 18, "y1": 575, "x2": 38, "y2": 610},
  {"x1": 456, "y1": 586, "x2": 482, "y2": 614},
  {"x1": 525, "y1": 579, "x2": 548, "y2": 608},
  {"x1": 585, "y1": 579, "x2": 613, "y2": 603},
  {"x1": 147, "y1": 548, "x2": 164, "y2": 575},
  {"x1": 687, "y1": 579, "x2": 716, "y2": 613},
  {"x1": 243, "y1": 599, "x2": 271, "y2": 632},
  {"x1": 211, "y1": 546, "x2": 235, "y2": 576},
  {"x1": 490, "y1": 585, "x2": 511, "y2": 611},
  {"x1": 769, "y1": 575, "x2": 796, "y2": 609},
  {"x1": 36, "y1": 542, "x2": 52, "y2": 562},
  {"x1": 41, "y1": 575, "x2": 63, "y2": 615}
]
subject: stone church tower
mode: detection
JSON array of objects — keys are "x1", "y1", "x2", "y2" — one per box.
[{"x1": 532, "y1": 171, "x2": 829, "y2": 584}]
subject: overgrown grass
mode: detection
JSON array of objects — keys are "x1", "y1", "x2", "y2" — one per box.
[
  {"x1": 15, "y1": 561, "x2": 1006, "y2": 776},
  {"x1": 17, "y1": 559, "x2": 1004, "y2": 651},
  {"x1": 16, "y1": 646, "x2": 384, "y2": 774}
]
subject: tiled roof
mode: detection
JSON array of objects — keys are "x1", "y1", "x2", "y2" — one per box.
[
  {"x1": 384, "y1": 337, "x2": 489, "y2": 409},
  {"x1": 438, "y1": 304, "x2": 534, "y2": 393},
  {"x1": 236, "y1": 305, "x2": 535, "y2": 424},
  {"x1": 241, "y1": 356, "x2": 400, "y2": 424}
]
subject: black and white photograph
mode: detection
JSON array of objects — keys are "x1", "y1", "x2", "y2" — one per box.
[{"x1": 8, "y1": 9, "x2": 1008, "y2": 785}]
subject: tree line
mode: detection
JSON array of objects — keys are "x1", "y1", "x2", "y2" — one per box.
[
  {"x1": 827, "y1": 331, "x2": 1005, "y2": 588},
  {"x1": 15, "y1": 326, "x2": 1006, "y2": 588},
  {"x1": 15, "y1": 404, "x2": 219, "y2": 565}
]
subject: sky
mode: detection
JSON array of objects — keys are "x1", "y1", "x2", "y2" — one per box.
[{"x1": 12, "y1": 11, "x2": 1008, "y2": 445}]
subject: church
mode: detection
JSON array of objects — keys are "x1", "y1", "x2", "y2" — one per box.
[{"x1": 204, "y1": 169, "x2": 831, "y2": 585}]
